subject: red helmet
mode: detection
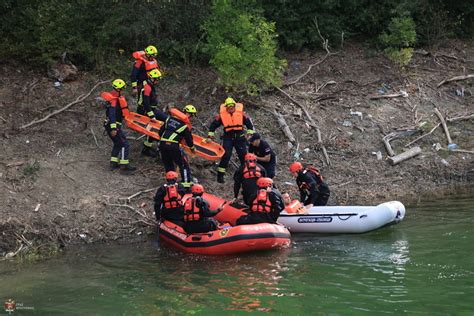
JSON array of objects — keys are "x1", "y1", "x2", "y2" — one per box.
[
  {"x1": 244, "y1": 153, "x2": 257, "y2": 161},
  {"x1": 289, "y1": 162, "x2": 303, "y2": 174},
  {"x1": 165, "y1": 171, "x2": 178, "y2": 180},
  {"x1": 191, "y1": 184, "x2": 204, "y2": 195},
  {"x1": 257, "y1": 177, "x2": 273, "y2": 188}
]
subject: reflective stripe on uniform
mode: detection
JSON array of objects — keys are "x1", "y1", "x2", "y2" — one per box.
[
  {"x1": 119, "y1": 159, "x2": 129, "y2": 165},
  {"x1": 218, "y1": 167, "x2": 226, "y2": 173},
  {"x1": 161, "y1": 124, "x2": 187, "y2": 143},
  {"x1": 110, "y1": 157, "x2": 119, "y2": 162}
]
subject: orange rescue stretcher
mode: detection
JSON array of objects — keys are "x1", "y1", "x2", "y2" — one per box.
[{"x1": 124, "y1": 112, "x2": 225, "y2": 161}]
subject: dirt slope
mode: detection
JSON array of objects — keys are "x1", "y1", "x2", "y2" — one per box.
[{"x1": 1, "y1": 41, "x2": 473, "y2": 258}]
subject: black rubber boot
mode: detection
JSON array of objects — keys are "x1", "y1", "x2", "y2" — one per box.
[
  {"x1": 217, "y1": 172, "x2": 225, "y2": 184},
  {"x1": 141, "y1": 146, "x2": 159, "y2": 158},
  {"x1": 110, "y1": 162, "x2": 120, "y2": 171},
  {"x1": 121, "y1": 164, "x2": 137, "y2": 173}
]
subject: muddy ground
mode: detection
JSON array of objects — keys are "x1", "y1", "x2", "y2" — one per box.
[{"x1": 1, "y1": 41, "x2": 473, "y2": 258}]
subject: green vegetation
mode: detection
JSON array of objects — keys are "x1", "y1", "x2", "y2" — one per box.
[
  {"x1": 202, "y1": 0, "x2": 285, "y2": 94},
  {"x1": 379, "y1": 17, "x2": 417, "y2": 66},
  {"x1": 23, "y1": 161, "x2": 40, "y2": 180},
  {"x1": 0, "y1": 0, "x2": 472, "y2": 91}
]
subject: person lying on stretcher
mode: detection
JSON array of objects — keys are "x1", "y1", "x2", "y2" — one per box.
[{"x1": 281, "y1": 192, "x2": 308, "y2": 214}]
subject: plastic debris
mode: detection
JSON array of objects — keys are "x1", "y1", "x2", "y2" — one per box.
[
  {"x1": 79, "y1": 233, "x2": 87, "y2": 240},
  {"x1": 372, "y1": 151, "x2": 383, "y2": 160},
  {"x1": 433, "y1": 143, "x2": 442, "y2": 151},
  {"x1": 440, "y1": 159, "x2": 449, "y2": 166},
  {"x1": 455, "y1": 88, "x2": 464, "y2": 97},
  {"x1": 303, "y1": 148, "x2": 310, "y2": 153},
  {"x1": 400, "y1": 90, "x2": 409, "y2": 98},
  {"x1": 350, "y1": 109, "x2": 363, "y2": 120},
  {"x1": 447, "y1": 143, "x2": 458, "y2": 151},
  {"x1": 54, "y1": 81, "x2": 62, "y2": 88},
  {"x1": 342, "y1": 120, "x2": 352, "y2": 127}
]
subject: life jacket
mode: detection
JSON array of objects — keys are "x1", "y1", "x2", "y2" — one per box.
[
  {"x1": 219, "y1": 103, "x2": 244, "y2": 132},
  {"x1": 242, "y1": 162, "x2": 262, "y2": 179},
  {"x1": 163, "y1": 184, "x2": 183, "y2": 209},
  {"x1": 169, "y1": 108, "x2": 192, "y2": 129},
  {"x1": 302, "y1": 165, "x2": 324, "y2": 188},
  {"x1": 100, "y1": 91, "x2": 130, "y2": 117},
  {"x1": 285, "y1": 200, "x2": 305, "y2": 214},
  {"x1": 132, "y1": 51, "x2": 159, "y2": 73},
  {"x1": 183, "y1": 197, "x2": 201, "y2": 222},
  {"x1": 251, "y1": 189, "x2": 272, "y2": 213}
]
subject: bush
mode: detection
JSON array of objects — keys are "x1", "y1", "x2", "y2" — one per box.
[
  {"x1": 379, "y1": 17, "x2": 416, "y2": 66},
  {"x1": 202, "y1": 0, "x2": 286, "y2": 94}
]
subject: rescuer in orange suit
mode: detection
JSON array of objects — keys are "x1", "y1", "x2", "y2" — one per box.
[
  {"x1": 183, "y1": 184, "x2": 221, "y2": 234},
  {"x1": 131, "y1": 45, "x2": 160, "y2": 99},
  {"x1": 101, "y1": 79, "x2": 136, "y2": 172},
  {"x1": 236, "y1": 177, "x2": 284, "y2": 225},
  {"x1": 289, "y1": 162, "x2": 330, "y2": 207},
  {"x1": 207, "y1": 97, "x2": 255, "y2": 183},
  {"x1": 154, "y1": 171, "x2": 186, "y2": 224},
  {"x1": 233, "y1": 153, "x2": 267, "y2": 206}
]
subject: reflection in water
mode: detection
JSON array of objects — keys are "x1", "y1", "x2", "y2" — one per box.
[{"x1": 1, "y1": 190, "x2": 473, "y2": 315}]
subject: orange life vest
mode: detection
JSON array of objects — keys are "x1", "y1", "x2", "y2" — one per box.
[
  {"x1": 184, "y1": 197, "x2": 201, "y2": 222},
  {"x1": 132, "y1": 51, "x2": 159, "y2": 72},
  {"x1": 251, "y1": 189, "x2": 272, "y2": 213},
  {"x1": 242, "y1": 162, "x2": 262, "y2": 179},
  {"x1": 169, "y1": 108, "x2": 192, "y2": 129},
  {"x1": 219, "y1": 103, "x2": 244, "y2": 132},
  {"x1": 285, "y1": 200, "x2": 305, "y2": 214},
  {"x1": 100, "y1": 91, "x2": 130, "y2": 117},
  {"x1": 163, "y1": 184, "x2": 183, "y2": 209}
]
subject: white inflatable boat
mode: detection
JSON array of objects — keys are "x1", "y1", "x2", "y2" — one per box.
[{"x1": 277, "y1": 201, "x2": 406, "y2": 233}]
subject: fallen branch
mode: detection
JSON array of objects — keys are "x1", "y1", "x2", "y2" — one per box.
[
  {"x1": 447, "y1": 113, "x2": 474, "y2": 122},
  {"x1": 383, "y1": 129, "x2": 419, "y2": 156},
  {"x1": 20, "y1": 80, "x2": 109, "y2": 129},
  {"x1": 273, "y1": 110, "x2": 297, "y2": 144},
  {"x1": 434, "y1": 108, "x2": 453, "y2": 144},
  {"x1": 284, "y1": 54, "x2": 331, "y2": 86},
  {"x1": 105, "y1": 203, "x2": 154, "y2": 226},
  {"x1": 369, "y1": 91, "x2": 408, "y2": 100},
  {"x1": 439, "y1": 148, "x2": 474, "y2": 154},
  {"x1": 120, "y1": 187, "x2": 158, "y2": 204},
  {"x1": 437, "y1": 74, "x2": 474, "y2": 87},
  {"x1": 405, "y1": 123, "x2": 441, "y2": 147},
  {"x1": 274, "y1": 86, "x2": 331, "y2": 165},
  {"x1": 90, "y1": 127, "x2": 99, "y2": 148},
  {"x1": 388, "y1": 146, "x2": 422, "y2": 165}
]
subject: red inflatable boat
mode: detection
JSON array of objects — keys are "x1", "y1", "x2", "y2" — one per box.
[{"x1": 159, "y1": 220, "x2": 291, "y2": 255}]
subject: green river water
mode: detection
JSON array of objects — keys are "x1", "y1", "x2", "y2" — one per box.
[{"x1": 1, "y1": 190, "x2": 473, "y2": 315}]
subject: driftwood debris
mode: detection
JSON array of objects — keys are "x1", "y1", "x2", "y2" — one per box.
[
  {"x1": 274, "y1": 86, "x2": 331, "y2": 166},
  {"x1": 437, "y1": 74, "x2": 474, "y2": 88},
  {"x1": 369, "y1": 90, "x2": 408, "y2": 100},
  {"x1": 20, "y1": 80, "x2": 109, "y2": 129},
  {"x1": 434, "y1": 108, "x2": 453, "y2": 144},
  {"x1": 273, "y1": 110, "x2": 297, "y2": 144},
  {"x1": 382, "y1": 129, "x2": 419, "y2": 157},
  {"x1": 388, "y1": 146, "x2": 422, "y2": 165}
]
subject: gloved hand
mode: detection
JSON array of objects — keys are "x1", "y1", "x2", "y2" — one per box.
[
  {"x1": 132, "y1": 87, "x2": 138, "y2": 95},
  {"x1": 190, "y1": 146, "x2": 196, "y2": 153},
  {"x1": 110, "y1": 129, "x2": 118, "y2": 137}
]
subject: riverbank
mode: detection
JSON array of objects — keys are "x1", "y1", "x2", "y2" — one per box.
[{"x1": 1, "y1": 41, "x2": 472, "y2": 259}]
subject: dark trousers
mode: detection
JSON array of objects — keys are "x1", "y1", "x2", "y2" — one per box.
[
  {"x1": 157, "y1": 207, "x2": 184, "y2": 224},
  {"x1": 184, "y1": 218, "x2": 218, "y2": 234},
  {"x1": 218, "y1": 136, "x2": 247, "y2": 172},
  {"x1": 159, "y1": 142, "x2": 192, "y2": 184},
  {"x1": 105, "y1": 126, "x2": 129, "y2": 163},
  {"x1": 236, "y1": 212, "x2": 275, "y2": 225},
  {"x1": 260, "y1": 161, "x2": 276, "y2": 179}
]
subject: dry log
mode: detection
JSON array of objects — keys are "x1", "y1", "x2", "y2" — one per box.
[
  {"x1": 274, "y1": 86, "x2": 331, "y2": 166},
  {"x1": 383, "y1": 129, "x2": 419, "y2": 156},
  {"x1": 437, "y1": 74, "x2": 474, "y2": 87},
  {"x1": 273, "y1": 110, "x2": 296, "y2": 144},
  {"x1": 434, "y1": 108, "x2": 453, "y2": 144},
  {"x1": 20, "y1": 80, "x2": 109, "y2": 129},
  {"x1": 120, "y1": 187, "x2": 159, "y2": 204},
  {"x1": 388, "y1": 146, "x2": 422, "y2": 165}
]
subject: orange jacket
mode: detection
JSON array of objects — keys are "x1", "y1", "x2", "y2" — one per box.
[
  {"x1": 132, "y1": 51, "x2": 159, "y2": 72},
  {"x1": 169, "y1": 108, "x2": 192, "y2": 129},
  {"x1": 219, "y1": 103, "x2": 244, "y2": 132}
]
